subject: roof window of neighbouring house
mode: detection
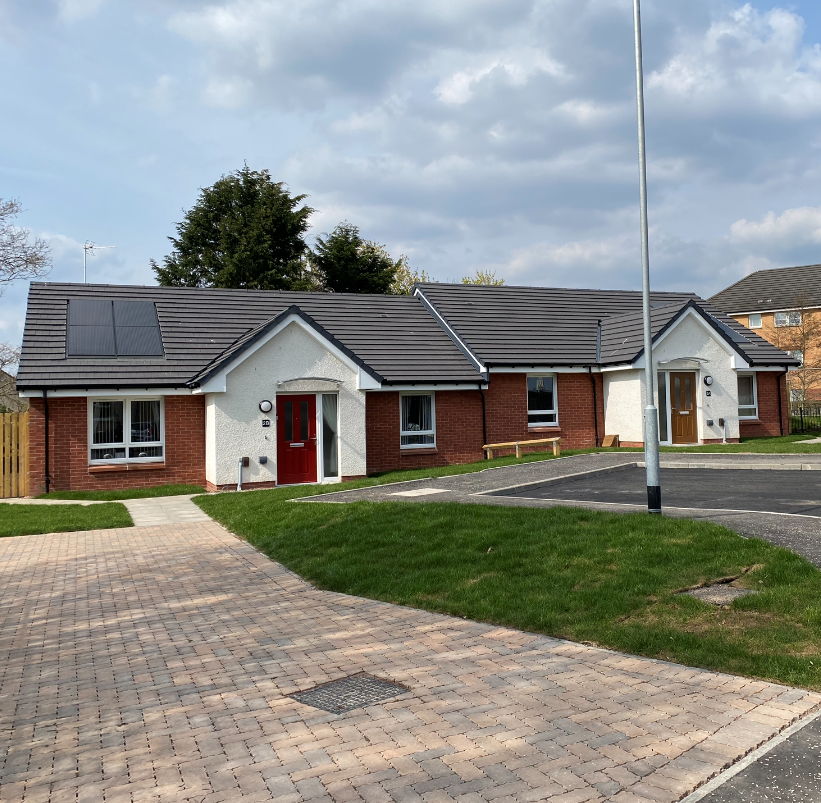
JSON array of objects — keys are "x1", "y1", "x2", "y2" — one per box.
[{"x1": 67, "y1": 299, "x2": 164, "y2": 357}]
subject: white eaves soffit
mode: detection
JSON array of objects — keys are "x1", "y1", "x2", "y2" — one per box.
[
  {"x1": 617, "y1": 307, "x2": 749, "y2": 372},
  {"x1": 193, "y1": 314, "x2": 381, "y2": 394}
]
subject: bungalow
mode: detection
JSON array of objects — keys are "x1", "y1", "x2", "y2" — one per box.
[{"x1": 16, "y1": 281, "x2": 796, "y2": 493}]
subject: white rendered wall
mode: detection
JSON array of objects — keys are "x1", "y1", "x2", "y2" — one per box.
[
  {"x1": 208, "y1": 321, "x2": 365, "y2": 486},
  {"x1": 603, "y1": 370, "x2": 644, "y2": 443},
  {"x1": 652, "y1": 312, "x2": 739, "y2": 442}
]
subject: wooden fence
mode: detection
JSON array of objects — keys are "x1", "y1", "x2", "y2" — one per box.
[{"x1": 1, "y1": 411, "x2": 30, "y2": 498}]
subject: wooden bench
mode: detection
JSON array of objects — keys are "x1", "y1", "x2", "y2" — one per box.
[{"x1": 483, "y1": 437, "x2": 561, "y2": 460}]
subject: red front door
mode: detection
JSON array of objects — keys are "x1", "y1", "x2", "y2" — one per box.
[{"x1": 277, "y1": 395, "x2": 318, "y2": 485}]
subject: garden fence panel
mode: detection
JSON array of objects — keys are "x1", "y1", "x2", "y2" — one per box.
[{"x1": 0, "y1": 411, "x2": 30, "y2": 498}]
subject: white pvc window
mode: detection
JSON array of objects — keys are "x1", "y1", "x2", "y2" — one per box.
[
  {"x1": 527, "y1": 374, "x2": 558, "y2": 426},
  {"x1": 774, "y1": 311, "x2": 801, "y2": 327},
  {"x1": 748, "y1": 313, "x2": 762, "y2": 329},
  {"x1": 400, "y1": 393, "x2": 435, "y2": 447},
  {"x1": 89, "y1": 398, "x2": 164, "y2": 462},
  {"x1": 737, "y1": 374, "x2": 758, "y2": 419}
]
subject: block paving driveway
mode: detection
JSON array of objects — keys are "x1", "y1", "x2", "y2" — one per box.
[{"x1": 1, "y1": 520, "x2": 819, "y2": 803}]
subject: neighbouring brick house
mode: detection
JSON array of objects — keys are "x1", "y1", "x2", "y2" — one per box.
[
  {"x1": 17, "y1": 282, "x2": 796, "y2": 493},
  {"x1": 710, "y1": 264, "x2": 821, "y2": 401}
]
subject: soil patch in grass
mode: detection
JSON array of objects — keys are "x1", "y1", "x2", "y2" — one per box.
[
  {"x1": 40, "y1": 484, "x2": 205, "y2": 501},
  {"x1": 195, "y1": 483, "x2": 821, "y2": 690},
  {"x1": 0, "y1": 503, "x2": 133, "y2": 536}
]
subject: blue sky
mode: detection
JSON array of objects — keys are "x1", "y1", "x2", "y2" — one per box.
[{"x1": 3, "y1": 0, "x2": 821, "y2": 348}]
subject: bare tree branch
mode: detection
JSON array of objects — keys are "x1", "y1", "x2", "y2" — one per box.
[
  {"x1": 0, "y1": 342, "x2": 25, "y2": 412},
  {"x1": 0, "y1": 198, "x2": 52, "y2": 294}
]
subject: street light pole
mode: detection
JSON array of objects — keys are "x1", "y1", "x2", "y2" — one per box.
[{"x1": 632, "y1": 0, "x2": 661, "y2": 513}]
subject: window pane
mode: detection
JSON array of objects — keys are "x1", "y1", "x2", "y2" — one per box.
[
  {"x1": 90, "y1": 447, "x2": 126, "y2": 460},
  {"x1": 284, "y1": 401, "x2": 293, "y2": 440},
  {"x1": 775, "y1": 313, "x2": 787, "y2": 327},
  {"x1": 657, "y1": 372, "x2": 668, "y2": 442},
  {"x1": 748, "y1": 313, "x2": 762, "y2": 328},
  {"x1": 300, "y1": 400, "x2": 309, "y2": 440},
  {"x1": 527, "y1": 412, "x2": 557, "y2": 425},
  {"x1": 737, "y1": 375, "x2": 755, "y2": 406},
  {"x1": 684, "y1": 376, "x2": 692, "y2": 410},
  {"x1": 527, "y1": 376, "x2": 554, "y2": 412},
  {"x1": 400, "y1": 433, "x2": 435, "y2": 446},
  {"x1": 130, "y1": 400, "x2": 161, "y2": 443},
  {"x1": 738, "y1": 407, "x2": 757, "y2": 418},
  {"x1": 92, "y1": 401, "x2": 123, "y2": 444},
  {"x1": 401, "y1": 395, "x2": 432, "y2": 433},
  {"x1": 322, "y1": 395, "x2": 338, "y2": 477},
  {"x1": 789, "y1": 311, "x2": 802, "y2": 326},
  {"x1": 128, "y1": 446, "x2": 163, "y2": 459}
]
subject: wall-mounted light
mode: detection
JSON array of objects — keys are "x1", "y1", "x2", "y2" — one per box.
[
  {"x1": 703, "y1": 376, "x2": 713, "y2": 386},
  {"x1": 259, "y1": 399, "x2": 273, "y2": 413}
]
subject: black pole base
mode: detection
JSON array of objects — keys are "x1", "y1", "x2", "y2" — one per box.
[{"x1": 647, "y1": 485, "x2": 662, "y2": 514}]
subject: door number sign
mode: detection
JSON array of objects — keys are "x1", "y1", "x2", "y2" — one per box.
[{"x1": 262, "y1": 419, "x2": 271, "y2": 428}]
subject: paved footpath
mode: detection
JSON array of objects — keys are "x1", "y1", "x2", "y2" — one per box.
[{"x1": 1, "y1": 521, "x2": 819, "y2": 803}]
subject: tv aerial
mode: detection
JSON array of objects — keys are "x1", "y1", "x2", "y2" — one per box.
[{"x1": 83, "y1": 241, "x2": 116, "y2": 283}]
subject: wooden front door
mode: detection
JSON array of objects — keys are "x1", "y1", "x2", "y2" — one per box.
[
  {"x1": 277, "y1": 395, "x2": 317, "y2": 485},
  {"x1": 670, "y1": 372, "x2": 698, "y2": 444}
]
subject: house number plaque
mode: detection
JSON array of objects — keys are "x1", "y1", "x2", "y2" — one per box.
[{"x1": 262, "y1": 419, "x2": 271, "y2": 428}]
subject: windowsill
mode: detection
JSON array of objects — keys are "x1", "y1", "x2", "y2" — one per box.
[
  {"x1": 88, "y1": 462, "x2": 166, "y2": 473},
  {"x1": 739, "y1": 418, "x2": 761, "y2": 423},
  {"x1": 528, "y1": 426, "x2": 560, "y2": 432},
  {"x1": 400, "y1": 448, "x2": 438, "y2": 456}
]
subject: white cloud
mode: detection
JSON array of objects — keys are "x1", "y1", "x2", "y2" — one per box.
[
  {"x1": 648, "y1": 4, "x2": 821, "y2": 116},
  {"x1": 729, "y1": 206, "x2": 821, "y2": 247}
]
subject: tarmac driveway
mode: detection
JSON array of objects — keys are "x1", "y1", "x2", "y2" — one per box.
[
  {"x1": 491, "y1": 466, "x2": 821, "y2": 517},
  {"x1": 1, "y1": 520, "x2": 819, "y2": 803}
]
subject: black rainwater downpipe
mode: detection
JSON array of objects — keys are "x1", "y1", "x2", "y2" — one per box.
[
  {"x1": 588, "y1": 367, "x2": 599, "y2": 447},
  {"x1": 479, "y1": 385, "x2": 488, "y2": 456},
  {"x1": 43, "y1": 389, "x2": 50, "y2": 494},
  {"x1": 777, "y1": 370, "x2": 786, "y2": 436}
]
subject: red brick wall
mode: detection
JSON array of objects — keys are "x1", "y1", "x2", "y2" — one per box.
[
  {"x1": 365, "y1": 390, "x2": 484, "y2": 474},
  {"x1": 739, "y1": 372, "x2": 789, "y2": 438},
  {"x1": 364, "y1": 374, "x2": 604, "y2": 474},
  {"x1": 484, "y1": 372, "x2": 604, "y2": 450},
  {"x1": 29, "y1": 395, "x2": 206, "y2": 493}
]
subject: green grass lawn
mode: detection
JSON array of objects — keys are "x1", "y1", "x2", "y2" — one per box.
[
  {"x1": 660, "y1": 434, "x2": 821, "y2": 454},
  {"x1": 0, "y1": 502, "x2": 133, "y2": 536},
  {"x1": 195, "y1": 482, "x2": 821, "y2": 691},
  {"x1": 39, "y1": 483, "x2": 205, "y2": 501}
]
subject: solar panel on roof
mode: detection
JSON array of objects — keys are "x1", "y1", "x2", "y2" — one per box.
[
  {"x1": 69, "y1": 298, "x2": 113, "y2": 326},
  {"x1": 67, "y1": 324, "x2": 116, "y2": 356},
  {"x1": 67, "y1": 298, "x2": 164, "y2": 357},
  {"x1": 115, "y1": 326, "x2": 164, "y2": 356}
]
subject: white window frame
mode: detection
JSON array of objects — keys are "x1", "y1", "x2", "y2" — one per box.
[
  {"x1": 748, "y1": 313, "x2": 762, "y2": 329},
  {"x1": 527, "y1": 373, "x2": 559, "y2": 428},
  {"x1": 88, "y1": 396, "x2": 165, "y2": 464},
  {"x1": 317, "y1": 392, "x2": 341, "y2": 483},
  {"x1": 737, "y1": 373, "x2": 758, "y2": 420},
  {"x1": 774, "y1": 311, "x2": 801, "y2": 327},
  {"x1": 399, "y1": 392, "x2": 436, "y2": 449}
]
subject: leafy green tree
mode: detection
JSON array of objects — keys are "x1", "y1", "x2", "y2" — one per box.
[
  {"x1": 391, "y1": 260, "x2": 432, "y2": 295},
  {"x1": 152, "y1": 166, "x2": 314, "y2": 290},
  {"x1": 310, "y1": 222, "x2": 401, "y2": 294},
  {"x1": 461, "y1": 269, "x2": 505, "y2": 286}
]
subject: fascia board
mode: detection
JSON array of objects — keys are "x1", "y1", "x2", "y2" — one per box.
[
  {"x1": 489, "y1": 366, "x2": 600, "y2": 374},
  {"x1": 19, "y1": 387, "x2": 193, "y2": 398},
  {"x1": 195, "y1": 313, "x2": 380, "y2": 394},
  {"x1": 632, "y1": 305, "x2": 738, "y2": 369},
  {"x1": 371, "y1": 382, "x2": 489, "y2": 391}
]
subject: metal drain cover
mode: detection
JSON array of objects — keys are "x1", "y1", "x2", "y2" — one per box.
[{"x1": 290, "y1": 673, "x2": 408, "y2": 714}]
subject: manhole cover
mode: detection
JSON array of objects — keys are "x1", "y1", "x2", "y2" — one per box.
[
  {"x1": 290, "y1": 673, "x2": 408, "y2": 714},
  {"x1": 685, "y1": 585, "x2": 757, "y2": 606}
]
